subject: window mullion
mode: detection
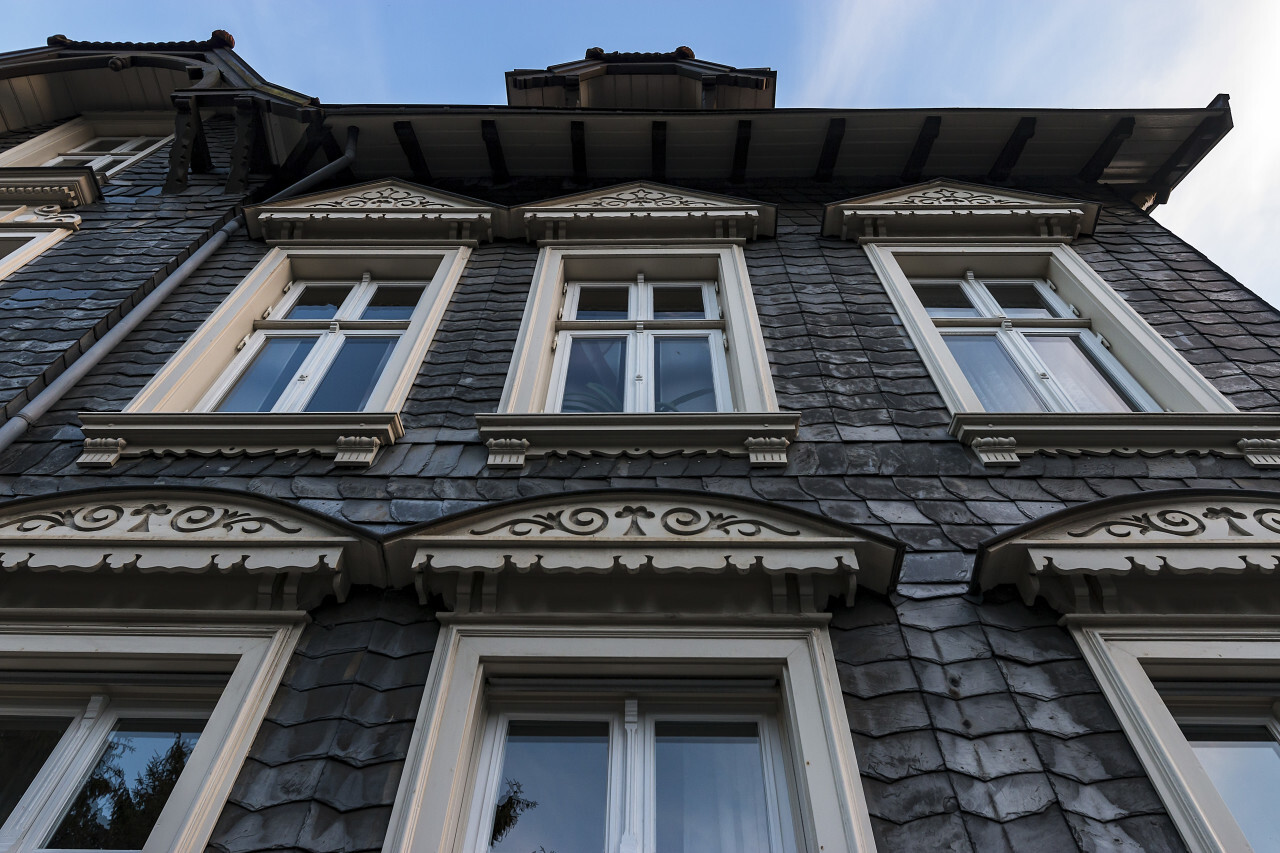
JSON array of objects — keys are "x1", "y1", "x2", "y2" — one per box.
[
  {"x1": 632, "y1": 331, "x2": 647, "y2": 413},
  {"x1": 273, "y1": 331, "x2": 341, "y2": 412},
  {"x1": 24, "y1": 698, "x2": 119, "y2": 853},
  {"x1": 1076, "y1": 330, "x2": 1164, "y2": 412},
  {"x1": 1002, "y1": 329, "x2": 1073, "y2": 411}
]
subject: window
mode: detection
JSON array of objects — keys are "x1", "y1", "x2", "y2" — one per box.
[
  {"x1": 40, "y1": 136, "x2": 168, "y2": 181},
  {"x1": 912, "y1": 272, "x2": 1158, "y2": 413},
  {"x1": 198, "y1": 274, "x2": 432, "y2": 414},
  {"x1": 1072, "y1": 622, "x2": 1280, "y2": 853},
  {"x1": 79, "y1": 246, "x2": 471, "y2": 467},
  {"x1": 480, "y1": 245, "x2": 798, "y2": 467},
  {"x1": 0, "y1": 115, "x2": 174, "y2": 183},
  {"x1": 552, "y1": 277, "x2": 729, "y2": 414},
  {"x1": 0, "y1": 206, "x2": 77, "y2": 282},
  {"x1": 0, "y1": 617, "x2": 300, "y2": 853},
  {"x1": 381, "y1": 623, "x2": 877, "y2": 853},
  {"x1": 467, "y1": 688, "x2": 798, "y2": 853}
]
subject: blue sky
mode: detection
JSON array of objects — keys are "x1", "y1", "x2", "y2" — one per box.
[{"x1": 3, "y1": 0, "x2": 1276, "y2": 305}]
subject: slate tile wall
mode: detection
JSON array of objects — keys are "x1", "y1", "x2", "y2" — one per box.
[{"x1": 206, "y1": 587, "x2": 438, "y2": 853}]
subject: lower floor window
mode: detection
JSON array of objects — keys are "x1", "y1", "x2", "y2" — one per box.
[
  {"x1": 1, "y1": 693, "x2": 213, "y2": 852},
  {"x1": 469, "y1": 693, "x2": 798, "y2": 853}
]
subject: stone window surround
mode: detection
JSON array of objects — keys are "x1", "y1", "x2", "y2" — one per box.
[
  {"x1": 0, "y1": 612, "x2": 302, "y2": 853},
  {"x1": 1071, "y1": 619, "x2": 1280, "y2": 853},
  {"x1": 379, "y1": 620, "x2": 877, "y2": 853},
  {"x1": 0, "y1": 113, "x2": 174, "y2": 181},
  {"x1": 479, "y1": 243, "x2": 799, "y2": 468},
  {"x1": 863, "y1": 241, "x2": 1280, "y2": 467},
  {"x1": 78, "y1": 245, "x2": 471, "y2": 468}
]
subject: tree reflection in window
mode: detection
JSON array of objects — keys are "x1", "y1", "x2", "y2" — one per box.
[{"x1": 46, "y1": 720, "x2": 203, "y2": 850}]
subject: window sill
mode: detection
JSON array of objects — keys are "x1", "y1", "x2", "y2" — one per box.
[
  {"x1": 475, "y1": 412, "x2": 802, "y2": 468},
  {"x1": 77, "y1": 411, "x2": 404, "y2": 468},
  {"x1": 951, "y1": 412, "x2": 1280, "y2": 467}
]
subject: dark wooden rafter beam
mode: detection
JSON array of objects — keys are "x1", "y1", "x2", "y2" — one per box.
[
  {"x1": 987, "y1": 116, "x2": 1036, "y2": 182},
  {"x1": 813, "y1": 117, "x2": 845, "y2": 182},
  {"x1": 1077, "y1": 116, "x2": 1135, "y2": 183},
  {"x1": 1145, "y1": 109, "x2": 1231, "y2": 205},
  {"x1": 900, "y1": 115, "x2": 941, "y2": 183},
  {"x1": 570, "y1": 120, "x2": 587, "y2": 183},
  {"x1": 651, "y1": 121, "x2": 667, "y2": 181},
  {"x1": 730, "y1": 120, "x2": 752, "y2": 183},
  {"x1": 481, "y1": 120, "x2": 510, "y2": 184},
  {"x1": 393, "y1": 120, "x2": 432, "y2": 182},
  {"x1": 224, "y1": 96, "x2": 260, "y2": 195},
  {"x1": 163, "y1": 96, "x2": 210, "y2": 194}
]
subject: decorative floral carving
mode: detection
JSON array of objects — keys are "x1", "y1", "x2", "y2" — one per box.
[
  {"x1": 892, "y1": 187, "x2": 1016, "y2": 206},
  {"x1": 660, "y1": 508, "x2": 800, "y2": 537},
  {"x1": 470, "y1": 508, "x2": 609, "y2": 537},
  {"x1": 1255, "y1": 509, "x2": 1280, "y2": 535},
  {"x1": 1202, "y1": 507, "x2": 1251, "y2": 536},
  {"x1": 615, "y1": 505, "x2": 655, "y2": 536},
  {"x1": 308, "y1": 186, "x2": 451, "y2": 209},
  {"x1": 564, "y1": 187, "x2": 705, "y2": 208},
  {"x1": 0, "y1": 503, "x2": 302, "y2": 535},
  {"x1": 1068, "y1": 510, "x2": 1206, "y2": 539}
]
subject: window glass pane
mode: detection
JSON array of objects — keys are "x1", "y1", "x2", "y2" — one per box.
[
  {"x1": 654, "y1": 336, "x2": 718, "y2": 412},
  {"x1": 913, "y1": 283, "x2": 981, "y2": 318},
  {"x1": 44, "y1": 156, "x2": 98, "y2": 168},
  {"x1": 0, "y1": 716, "x2": 72, "y2": 825},
  {"x1": 1184, "y1": 727, "x2": 1280, "y2": 853},
  {"x1": 574, "y1": 286, "x2": 630, "y2": 320},
  {"x1": 1026, "y1": 336, "x2": 1135, "y2": 412},
  {"x1": 987, "y1": 283, "x2": 1055, "y2": 318},
  {"x1": 490, "y1": 721, "x2": 609, "y2": 853},
  {"x1": 285, "y1": 285, "x2": 352, "y2": 320},
  {"x1": 46, "y1": 718, "x2": 205, "y2": 850},
  {"x1": 360, "y1": 286, "x2": 425, "y2": 320},
  {"x1": 656, "y1": 721, "x2": 772, "y2": 853},
  {"x1": 560, "y1": 337, "x2": 627, "y2": 413},
  {"x1": 944, "y1": 335, "x2": 1047, "y2": 412},
  {"x1": 217, "y1": 336, "x2": 316, "y2": 412},
  {"x1": 303, "y1": 336, "x2": 397, "y2": 412},
  {"x1": 652, "y1": 286, "x2": 707, "y2": 319}
]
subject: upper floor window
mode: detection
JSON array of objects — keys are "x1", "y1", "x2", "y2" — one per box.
[
  {"x1": 41, "y1": 135, "x2": 168, "y2": 180},
  {"x1": 200, "y1": 273, "x2": 432, "y2": 414},
  {"x1": 553, "y1": 277, "x2": 729, "y2": 414},
  {"x1": 913, "y1": 272, "x2": 1160, "y2": 413}
]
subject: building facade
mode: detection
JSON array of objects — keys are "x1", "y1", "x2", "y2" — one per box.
[{"x1": 0, "y1": 33, "x2": 1278, "y2": 853}]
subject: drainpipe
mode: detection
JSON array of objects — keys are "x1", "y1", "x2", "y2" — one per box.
[{"x1": 0, "y1": 126, "x2": 360, "y2": 456}]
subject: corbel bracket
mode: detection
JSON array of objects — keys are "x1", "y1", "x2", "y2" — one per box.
[
  {"x1": 486, "y1": 437, "x2": 530, "y2": 468},
  {"x1": 76, "y1": 437, "x2": 127, "y2": 468},
  {"x1": 1239, "y1": 438, "x2": 1280, "y2": 468},
  {"x1": 334, "y1": 435, "x2": 382, "y2": 467},
  {"x1": 745, "y1": 436, "x2": 789, "y2": 466},
  {"x1": 970, "y1": 435, "x2": 1020, "y2": 466}
]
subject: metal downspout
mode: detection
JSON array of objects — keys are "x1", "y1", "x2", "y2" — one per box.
[{"x1": 0, "y1": 126, "x2": 359, "y2": 456}]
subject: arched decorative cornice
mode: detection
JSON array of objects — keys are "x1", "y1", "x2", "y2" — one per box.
[
  {"x1": 384, "y1": 489, "x2": 901, "y2": 615},
  {"x1": 0, "y1": 487, "x2": 381, "y2": 611},
  {"x1": 974, "y1": 489, "x2": 1280, "y2": 615},
  {"x1": 511, "y1": 181, "x2": 776, "y2": 241},
  {"x1": 822, "y1": 178, "x2": 1100, "y2": 242}
]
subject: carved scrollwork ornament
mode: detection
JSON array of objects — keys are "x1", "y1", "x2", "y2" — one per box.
[
  {"x1": 470, "y1": 507, "x2": 610, "y2": 537},
  {"x1": 0, "y1": 502, "x2": 302, "y2": 536},
  {"x1": 659, "y1": 508, "x2": 800, "y2": 537},
  {"x1": 565, "y1": 187, "x2": 703, "y2": 208},
  {"x1": 308, "y1": 186, "x2": 451, "y2": 209},
  {"x1": 1068, "y1": 510, "x2": 1206, "y2": 539}
]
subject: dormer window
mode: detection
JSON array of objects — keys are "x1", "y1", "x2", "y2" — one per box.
[{"x1": 41, "y1": 135, "x2": 168, "y2": 180}]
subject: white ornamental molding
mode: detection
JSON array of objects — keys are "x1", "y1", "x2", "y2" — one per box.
[
  {"x1": 385, "y1": 492, "x2": 899, "y2": 615},
  {"x1": 0, "y1": 168, "x2": 99, "y2": 209},
  {"x1": 0, "y1": 491, "x2": 380, "y2": 611},
  {"x1": 244, "y1": 179, "x2": 500, "y2": 242},
  {"x1": 1, "y1": 204, "x2": 82, "y2": 230},
  {"x1": 512, "y1": 181, "x2": 776, "y2": 241},
  {"x1": 977, "y1": 492, "x2": 1280, "y2": 615},
  {"x1": 822, "y1": 178, "x2": 1100, "y2": 242}
]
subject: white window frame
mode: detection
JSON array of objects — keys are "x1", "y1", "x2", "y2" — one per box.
[
  {"x1": 40, "y1": 135, "x2": 169, "y2": 180},
  {"x1": 379, "y1": 621, "x2": 877, "y2": 853},
  {"x1": 0, "y1": 614, "x2": 302, "y2": 853},
  {"x1": 129, "y1": 247, "x2": 468, "y2": 415},
  {"x1": 464, "y1": 695, "x2": 799, "y2": 853},
  {"x1": 500, "y1": 245, "x2": 776, "y2": 415},
  {"x1": 1071, "y1": 619, "x2": 1280, "y2": 853},
  {"x1": 194, "y1": 275, "x2": 437, "y2": 414},
  {"x1": 866, "y1": 242, "x2": 1233, "y2": 416},
  {"x1": 0, "y1": 115, "x2": 174, "y2": 182},
  {"x1": 549, "y1": 278, "x2": 731, "y2": 414},
  {"x1": 917, "y1": 273, "x2": 1160, "y2": 413},
  {"x1": 0, "y1": 225, "x2": 69, "y2": 282}
]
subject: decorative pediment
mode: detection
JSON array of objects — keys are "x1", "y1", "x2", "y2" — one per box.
[
  {"x1": 0, "y1": 489, "x2": 380, "y2": 611},
  {"x1": 0, "y1": 168, "x2": 100, "y2": 210},
  {"x1": 512, "y1": 182, "x2": 775, "y2": 240},
  {"x1": 976, "y1": 491, "x2": 1280, "y2": 615},
  {"x1": 385, "y1": 491, "x2": 899, "y2": 615},
  {"x1": 245, "y1": 179, "x2": 501, "y2": 242},
  {"x1": 823, "y1": 179, "x2": 1099, "y2": 241}
]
